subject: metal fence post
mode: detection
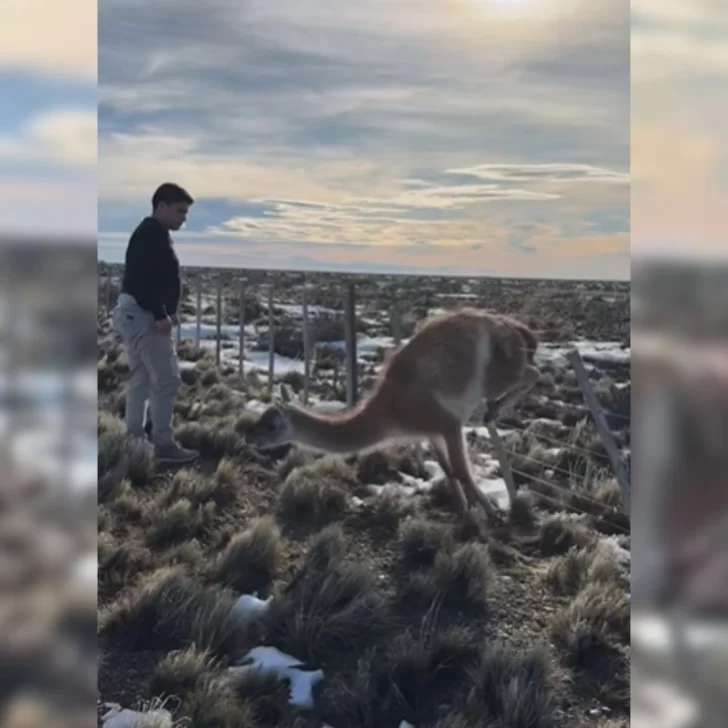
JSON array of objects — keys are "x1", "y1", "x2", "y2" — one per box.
[
  {"x1": 215, "y1": 273, "x2": 222, "y2": 367},
  {"x1": 302, "y1": 283, "x2": 311, "y2": 404},
  {"x1": 238, "y1": 279, "x2": 245, "y2": 380},
  {"x1": 343, "y1": 282, "x2": 358, "y2": 407},
  {"x1": 567, "y1": 348, "x2": 631, "y2": 515},
  {"x1": 195, "y1": 271, "x2": 202, "y2": 352},
  {"x1": 268, "y1": 284, "x2": 275, "y2": 395}
]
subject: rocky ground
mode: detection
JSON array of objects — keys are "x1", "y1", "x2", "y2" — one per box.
[{"x1": 97, "y1": 271, "x2": 630, "y2": 728}]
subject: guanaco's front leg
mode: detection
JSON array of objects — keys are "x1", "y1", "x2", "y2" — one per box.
[
  {"x1": 429, "y1": 436, "x2": 468, "y2": 515},
  {"x1": 444, "y1": 430, "x2": 498, "y2": 521}
]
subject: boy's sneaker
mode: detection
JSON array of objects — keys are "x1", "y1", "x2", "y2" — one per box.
[{"x1": 154, "y1": 442, "x2": 199, "y2": 464}]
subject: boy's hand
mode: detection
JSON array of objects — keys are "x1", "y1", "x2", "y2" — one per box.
[{"x1": 156, "y1": 316, "x2": 173, "y2": 335}]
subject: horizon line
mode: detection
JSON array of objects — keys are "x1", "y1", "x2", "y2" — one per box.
[{"x1": 98, "y1": 256, "x2": 631, "y2": 284}]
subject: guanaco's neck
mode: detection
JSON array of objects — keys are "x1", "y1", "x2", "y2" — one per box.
[{"x1": 286, "y1": 396, "x2": 392, "y2": 454}]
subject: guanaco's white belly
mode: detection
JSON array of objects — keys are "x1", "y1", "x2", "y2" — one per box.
[
  {"x1": 433, "y1": 330, "x2": 491, "y2": 422},
  {"x1": 434, "y1": 383, "x2": 484, "y2": 422}
]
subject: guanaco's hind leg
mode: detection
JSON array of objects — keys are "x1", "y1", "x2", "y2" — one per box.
[
  {"x1": 391, "y1": 386, "x2": 484, "y2": 518},
  {"x1": 429, "y1": 436, "x2": 468, "y2": 515},
  {"x1": 443, "y1": 430, "x2": 498, "y2": 521},
  {"x1": 484, "y1": 364, "x2": 540, "y2": 423}
]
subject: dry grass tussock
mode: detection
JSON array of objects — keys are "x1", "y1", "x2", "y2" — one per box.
[
  {"x1": 544, "y1": 539, "x2": 630, "y2": 711},
  {"x1": 0, "y1": 463, "x2": 97, "y2": 727},
  {"x1": 97, "y1": 317, "x2": 630, "y2": 727}
]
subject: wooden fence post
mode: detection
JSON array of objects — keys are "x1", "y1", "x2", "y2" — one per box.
[
  {"x1": 268, "y1": 284, "x2": 275, "y2": 395},
  {"x1": 4, "y1": 275, "x2": 18, "y2": 454},
  {"x1": 302, "y1": 283, "x2": 311, "y2": 404},
  {"x1": 567, "y1": 348, "x2": 631, "y2": 515},
  {"x1": 215, "y1": 273, "x2": 222, "y2": 367},
  {"x1": 391, "y1": 297, "x2": 402, "y2": 346},
  {"x1": 195, "y1": 272, "x2": 202, "y2": 352},
  {"x1": 60, "y1": 321, "x2": 75, "y2": 491},
  {"x1": 238, "y1": 279, "x2": 245, "y2": 380},
  {"x1": 343, "y1": 282, "x2": 358, "y2": 407}
]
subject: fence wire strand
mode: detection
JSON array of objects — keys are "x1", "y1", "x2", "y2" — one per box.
[
  {"x1": 509, "y1": 469, "x2": 630, "y2": 534},
  {"x1": 501, "y1": 446, "x2": 623, "y2": 496},
  {"x1": 505, "y1": 454, "x2": 629, "y2": 518},
  {"x1": 103, "y1": 270, "x2": 631, "y2": 530},
  {"x1": 502, "y1": 426, "x2": 616, "y2": 464}
]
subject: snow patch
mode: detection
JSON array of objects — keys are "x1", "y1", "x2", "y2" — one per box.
[
  {"x1": 363, "y1": 450, "x2": 510, "y2": 511},
  {"x1": 227, "y1": 646, "x2": 324, "y2": 710},
  {"x1": 100, "y1": 704, "x2": 173, "y2": 728},
  {"x1": 231, "y1": 592, "x2": 272, "y2": 622},
  {"x1": 537, "y1": 340, "x2": 630, "y2": 367},
  {"x1": 73, "y1": 552, "x2": 97, "y2": 589}
]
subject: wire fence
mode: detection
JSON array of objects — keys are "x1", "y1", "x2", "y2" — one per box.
[
  {"x1": 477, "y1": 416, "x2": 631, "y2": 527},
  {"x1": 99, "y1": 266, "x2": 631, "y2": 523},
  {"x1": 518, "y1": 427, "x2": 622, "y2": 462},
  {"x1": 2, "y1": 245, "x2": 97, "y2": 494},
  {"x1": 504, "y1": 449, "x2": 611, "y2": 491},
  {"x1": 489, "y1": 408, "x2": 630, "y2": 521}
]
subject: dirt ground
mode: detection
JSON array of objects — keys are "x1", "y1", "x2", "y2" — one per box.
[{"x1": 97, "y1": 317, "x2": 629, "y2": 728}]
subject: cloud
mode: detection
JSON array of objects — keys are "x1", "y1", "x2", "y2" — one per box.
[
  {"x1": 0, "y1": 178, "x2": 96, "y2": 238},
  {"x1": 98, "y1": 0, "x2": 628, "y2": 278},
  {"x1": 194, "y1": 159, "x2": 628, "y2": 252},
  {"x1": 97, "y1": 231, "x2": 628, "y2": 281},
  {"x1": 0, "y1": 1, "x2": 97, "y2": 238},
  {"x1": 99, "y1": 130, "x2": 355, "y2": 204},
  {"x1": 632, "y1": 0, "x2": 728, "y2": 68},
  {"x1": 0, "y1": 0, "x2": 96, "y2": 80},
  {"x1": 0, "y1": 109, "x2": 97, "y2": 169},
  {"x1": 632, "y1": 123, "x2": 727, "y2": 259},
  {"x1": 444, "y1": 163, "x2": 628, "y2": 185},
  {"x1": 632, "y1": 0, "x2": 727, "y2": 260},
  {"x1": 206, "y1": 202, "x2": 515, "y2": 249},
  {"x1": 0, "y1": 101, "x2": 96, "y2": 238}
]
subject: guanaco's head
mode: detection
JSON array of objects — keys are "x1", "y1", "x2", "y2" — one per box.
[{"x1": 244, "y1": 385, "x2": 296, "y2": 450}]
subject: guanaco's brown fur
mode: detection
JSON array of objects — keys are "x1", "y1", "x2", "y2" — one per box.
[{"x1": 245, "y1": 307, "x2": 540, "y2": 521}]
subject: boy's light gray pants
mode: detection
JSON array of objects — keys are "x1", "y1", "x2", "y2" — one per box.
[{"x1": 112, "y1": 293, "x2": 180, "y2": 447}]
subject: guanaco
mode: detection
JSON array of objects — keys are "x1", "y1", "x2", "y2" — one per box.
[{"x1": 244, "y1": 307, "x2": 540, "y2": 521}]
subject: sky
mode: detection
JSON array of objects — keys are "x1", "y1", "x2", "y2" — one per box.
[
  {"x1": 0, "y1": 0, "x2": 97, "y2": 240},
  {"x1": 97, "y1": 0, "x2": 630, "y2": 279},
  {"x1": 631, "y1": 0, "x2": 728, "y2": 264},
  {"x1": 2, "y1": 1, "x2": 725, "y2": 276}
]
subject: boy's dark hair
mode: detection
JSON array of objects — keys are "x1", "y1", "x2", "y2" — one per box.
[{"x1": 152, "y1": 182, "x2": 194, "y2": 209}]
